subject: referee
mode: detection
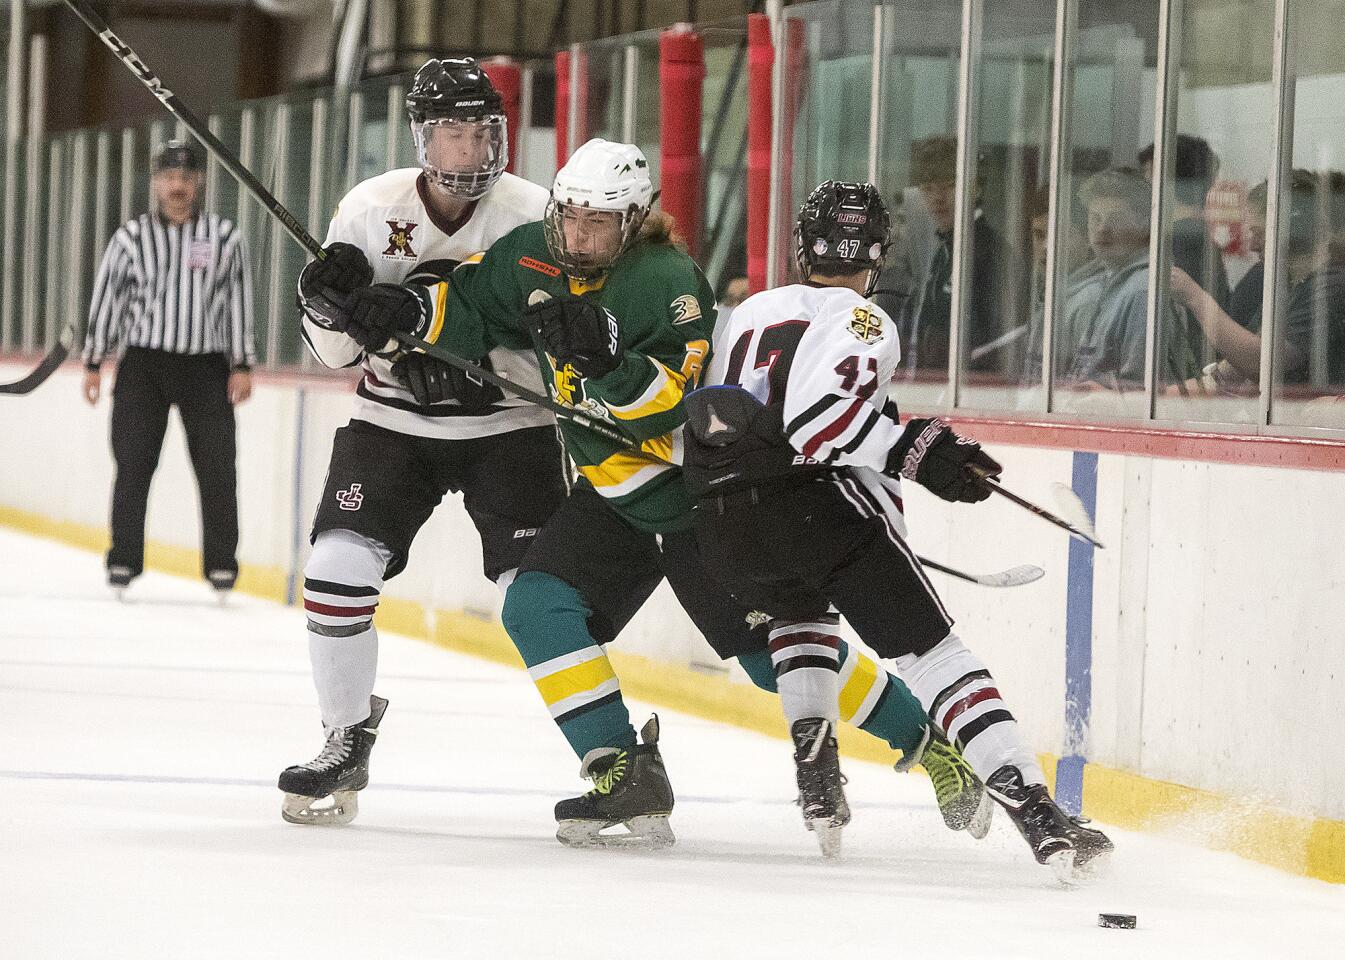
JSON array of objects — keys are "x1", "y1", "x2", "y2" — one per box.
[{"x1": 81, "y1": 140, "x2": 256, "y2": 596}]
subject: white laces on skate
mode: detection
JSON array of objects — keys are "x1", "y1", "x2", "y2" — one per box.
[{"x1": 307, "y1": 726, "x2": 354, "y2": 772}]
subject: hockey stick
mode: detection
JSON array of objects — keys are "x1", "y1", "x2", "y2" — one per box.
[
  {"x1": 71, "y1": 1, "x2": 1041, "y2": 588},
  {"x1": 978, "y1": 475, "x2": 1105, "y2": 549},
  {"x1": 0, "y1": 321, "x2": 76, "y2": 395}
]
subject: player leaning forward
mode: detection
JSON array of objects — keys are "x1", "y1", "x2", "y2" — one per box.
[
  {"x1": 330, "y1": 138, "x2": 991, "y2": 849},
  {"x1": 683, "y1": 180, "x2": 1113, "y2": 879},
  {"x1": 278, "y1": 58, "x2": 566, "y2": 824}
]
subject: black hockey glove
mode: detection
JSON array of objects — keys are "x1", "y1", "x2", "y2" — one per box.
[
  {"x1": 526, "y1": 297, "x2": 623, "y2": 380},
  {"x1": 886, "y1": 417, "x2": 1001, "y2": 503},
  {"x1": 343, "y1": 283, "x2": 430, "y2": 354},
  {"x1": 297, "y1": 242, "x2": 373, "y2": 331},
  {"x1": 390, "y1": 351, "x2": 505, "y2": 412}
]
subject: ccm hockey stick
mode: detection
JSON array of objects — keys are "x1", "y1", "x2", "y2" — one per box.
[
  {"x1": 70, "y1": 0, "x2": 1041, "y2": 588},
  {"x1": 0, "y1": 321, "x2": 77, "y2": 394}
]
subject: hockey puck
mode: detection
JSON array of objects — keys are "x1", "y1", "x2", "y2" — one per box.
[{"x1": 1098, "y1": 914, "x2": 1137, "y2": 929}]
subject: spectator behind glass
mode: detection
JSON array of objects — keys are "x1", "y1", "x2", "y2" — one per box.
[
  {"x1": 1021, "y1": 187, "x2": 1096, "y2": 383},
  {"x1": 1170, "y1": 169, "x2": 1345, "y2": 390},
  {"x1": 1063, "y1": 167, "x2": 1196, "y2": 390},
  {"x1": 1139, "y1": 134, "x2": 1232, "y2": 310},
  {"x1": 1225, "y1": 182, "x2": 1268, "y2": 332},
  {"x1": 907, "y1": 136, "x2": 1030, "y2": 375}
]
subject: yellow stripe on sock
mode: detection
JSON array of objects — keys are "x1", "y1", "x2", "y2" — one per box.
[
  {"x1": 839, "y1": 649, "x2": 881, "y2": 724},
  {"x1": 533, "y1": 653, "x2": 618, "y2": 708}
]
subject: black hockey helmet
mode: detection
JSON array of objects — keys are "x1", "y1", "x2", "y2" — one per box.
[
  {"x1": 794, "y1": 180, "x2": 891, "y2": 293},
  {"x1": 406, "y1": 58, "x2": 508, "y2": 199},
  {"x1": 152, "y1": 139, "x2": 204, "y2": 173}
]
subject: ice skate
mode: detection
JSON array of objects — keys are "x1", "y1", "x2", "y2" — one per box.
[
  {"x1": 555, "y1": 715, "x2": 675, "y2": 849},
  {"x1": 278, "y1": 695, "x2": 388, "y2": 826},
  {"x1": 919, "y1": 731, "x2": 993, "y2": 838},
  {"x1": 108, "y1": 565, "x2": 134, "y2": 601},
  {"x1": 987, "y1": 765, "x2": 1113, "y2": 883},
  {"x1": 791, "y1": 718, "x2": 849, "y2": 859},
  {"x1": 207, "y1": 570, "x2": 236, "y2": 606}
]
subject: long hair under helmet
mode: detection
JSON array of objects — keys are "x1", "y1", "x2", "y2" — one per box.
[
  {"x1": 543, "y1": 138, "x2": 655, "y2": 280},
  {"x1": 406, "y1": 57, "x2": 508, "y2": 200}
]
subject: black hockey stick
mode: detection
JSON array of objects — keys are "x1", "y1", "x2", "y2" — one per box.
[
  {"x1": 920, "y1": 558, "x2": 1044, "y2": 588},
  {"x1": 0, "y1": 321, "x2": 76, "y2": 394},
  {"x1": 979, "y1": 476, "x2": 1105, "y2": 549}
]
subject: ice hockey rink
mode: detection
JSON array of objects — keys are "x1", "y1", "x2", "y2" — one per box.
[{"x1": 3, "y1": 527, "x2": 1343, "y2": 960}]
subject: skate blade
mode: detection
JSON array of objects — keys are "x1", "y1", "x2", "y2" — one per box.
[
  {"x1": 556, "y1": 814, "x2": 675, "y2": 849},
  {"x1": 112, "y1": 588, "x2": 127, "y2": 603},
  {"x1": 965, "y1": 792, "x2": 994, "y2": 840},
  {"x1": 1046, "y1": 845, "x2": 1112, "y2": 885},
  {"x1": 281, "y1": 790, "x2": 359, "y2": 826},
  {"x1": 806, "y1": 819, "x2": 845, "y2": 860}
]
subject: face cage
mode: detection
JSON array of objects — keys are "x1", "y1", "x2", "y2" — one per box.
[
  {"x1": 543, "y1": 199, "x2": 647, "y2": 280},
  {"x1": 412, "y1": 116, "x2": 508, "y2": 200}
]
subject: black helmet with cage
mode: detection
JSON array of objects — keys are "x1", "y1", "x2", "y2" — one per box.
[
  {"x1": 794, "y1": 180, "x2": 891, "y2": 295},
  {"x1": 406, "y1": 57, "x2": 508, "y2": 200}
]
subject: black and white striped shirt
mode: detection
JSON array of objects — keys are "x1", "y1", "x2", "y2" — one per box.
[{"x1": 83, "y1": 212, "x2": 256, "y2": 369}]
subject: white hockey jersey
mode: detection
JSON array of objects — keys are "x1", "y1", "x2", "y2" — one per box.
[
  {"x1": 301, "y1": 169, "x2": 553, "y2": 439},
  {"x1": 705, "y1": 282, "x2": 910, "y2": 530}
]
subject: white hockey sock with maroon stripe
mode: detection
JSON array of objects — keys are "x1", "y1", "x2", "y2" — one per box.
[
  {"x1": 304, "y1": 530, "x2": 390, "y2": 729},
  {"x1": 770, "y1": 615, "x2": 842, "y2": 724},
  {"x1": 895, "y1": 633, "x2": 1045, "y2": 786}
]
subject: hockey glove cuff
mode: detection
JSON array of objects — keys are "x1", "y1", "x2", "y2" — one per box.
[
  {"x1": 344, "y1": 283, "x2": 432, "y2": 355},
  {"x1": 298, "y1": 242, "x2": 374, "y2": 331},
  {"x1": 886, "y1": 417, "x2": 1001, "y2": 503},
  {"x1": 390, "y1": 352, "x2": 505, "y2": 411},
  {"x1": 526, "y1": 297, "x2": 623, "y2": 380}
]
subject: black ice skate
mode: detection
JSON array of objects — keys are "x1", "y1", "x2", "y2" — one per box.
[
  {"x1": 917, "y1": 730, "x2": 993, "y2": 839},
  {"x1": 207, "y1": 569, "x2": 236, "y2": 606},
  {"x1": 791, "y1": 718, "x2": 850, "y2": 859},
  {"x1": 278, "y1": 695, "x2": 388, "y2": 826},
  {"x1": 108, "y1": 565, "x2": 135, "y2": 601},
  {"x1": 986, "y1": 765, "x2": 1113, "y2": 883},
  {"x1": 555, "y1": 715, "x2": 675, "y2": 849}
]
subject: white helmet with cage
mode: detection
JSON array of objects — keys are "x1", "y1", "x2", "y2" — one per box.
[{"x1": 543, "y1": 138, "x2": 655, "y2": 279}]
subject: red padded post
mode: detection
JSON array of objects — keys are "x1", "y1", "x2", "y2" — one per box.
[
  {"x1": 554, "y1": 49, "x2": 589, "y2": 170},
  {"x1": 480, "y1": 57, "x2": 521, "y2": 175},
  {"x1": 659, "y1": 25, "x2": 705, "y2": 259},
  {"x1": 746, "y1": 14, "x2": 772, "y2": 294}
]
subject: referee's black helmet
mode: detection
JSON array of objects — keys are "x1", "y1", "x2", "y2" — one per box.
[{"x1": 152, "y1": 139, "x2": 205, "y2": 173}]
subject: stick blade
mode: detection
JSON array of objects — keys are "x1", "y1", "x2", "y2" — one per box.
[
  {"x1": 1049, "y1": 482, "x2": 1104, "y2": 548},
  {"x1": 974, "y1": 564, "x2": 1044, "y2": 588}
]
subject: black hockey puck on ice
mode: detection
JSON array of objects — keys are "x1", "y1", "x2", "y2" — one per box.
[{"x1": 1098, "y1": 914, "x2": 1137, "y2": 929}]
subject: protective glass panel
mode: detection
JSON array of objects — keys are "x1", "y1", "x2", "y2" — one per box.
[
  {"x1": 871, "y1": 0, "x2": 964, "y2": 410},
  {"x1": 1152, "y1": 0, "x2": 1275, "y2": 425},
  {"x1": 959, "y1": 0, "x2": 1057, "y2": 412},
  {"x1": 1048, "y1": 0, "x2": 1162, "y2": 420},
  {"x1": 1269, "y1": 1, "x2": 1345, "y2": 429}
]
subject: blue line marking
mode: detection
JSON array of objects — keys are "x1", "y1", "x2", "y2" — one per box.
[{"x1": 1058, "y1": 450, "x2": 1098, "y2": 817}]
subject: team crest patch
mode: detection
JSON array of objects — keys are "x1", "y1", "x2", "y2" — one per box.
[
  {"x1": 520, "y1": 256, "x2": 562, "y2": 277},
  {"x1": 671, "y1": 294, "x2": 702, "y2": 325},
  {"x1": 382, "y1": 220, "x2": 418, "y2": 259},
  {"x1": 849, "y1": 306, "x2": 884, "y2": 344}
]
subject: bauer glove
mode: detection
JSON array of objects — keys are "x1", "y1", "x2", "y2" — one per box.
[
  {"x1": 886, "y1": 417, "x2": 1001, "y2": 503},
  {"x1": 297, "y1": 242, "x2": 373, "y2": 331},
  {"x1": 390, "y1": 351, "x2": 504, "y2": 412},
  {"x1": 526, "y1": 296, "x2": 623, "y2": 379},
  {"x1": 343, "y1": 283, "x2": 431, "y2": 354}
]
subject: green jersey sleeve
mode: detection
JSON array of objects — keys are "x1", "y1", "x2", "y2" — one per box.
[
  {"x1": 407, "y1": 227, "x2": 532, "y2": 359},
  {"x1": 580, "y1": 248, "x2": 715, "y2": 443}
]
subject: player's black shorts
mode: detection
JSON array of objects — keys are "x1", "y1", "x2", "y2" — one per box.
[
  {"x1": 694, "y1": 472, "x2": 955, "y2": 658},
  {"x1": 311, "y1": 419, "x2": 567, "y2": 580},
  {"x1": 517, "y1": 483, "x2": 766, "y2": 659}
]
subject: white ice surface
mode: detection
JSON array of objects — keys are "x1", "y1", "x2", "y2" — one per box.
[{"x1": 2, "y1": 528, "x2": 1342, "y2": 959}]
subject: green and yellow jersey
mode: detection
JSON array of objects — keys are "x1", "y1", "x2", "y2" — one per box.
[{"x1": 417, "y1": 220, "x2": 715, "y2": 533}]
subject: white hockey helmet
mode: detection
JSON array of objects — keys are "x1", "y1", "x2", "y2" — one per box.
[{"x1": 543, "y1": 138, "x2": 655, "y2": 279}]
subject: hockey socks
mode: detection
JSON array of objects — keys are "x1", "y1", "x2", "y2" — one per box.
[
  {"x1": 895, "y1": 633, "x2": 1045, "y2": 787},
  {"x1": 736, "y1": 639, "x2": 929, "y2": 760},
  {"x1": 502, "y1": 571, "x2": 637, "y2": 758},
  {"x1": 768, "y1": 615, "x2": 841, "y2": 724},
  {"x1": 304, "y1": 530, "x2": 389, "y2": 729}
]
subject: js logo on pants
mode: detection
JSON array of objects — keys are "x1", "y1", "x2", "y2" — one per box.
[{"x1": 336, "y1": 483, "x2": 364, "y2": 511}]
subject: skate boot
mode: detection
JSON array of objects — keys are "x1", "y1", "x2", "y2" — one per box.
[
  {"x1": 555, "y1": 715, "x2": 675, "y2": 849},
  {"x1": 278, "y1": 695, "x2": 388, "y2": 826},
  {"x1": 791, "y1": 718, "x2": 850, "y2": 859},
  {"x1": 987, "y1": 765, "x2": 1114, "y2": 883},
  {"x1": 919, "y1": 730, "x2": 993, "y2": 838},
  {"x1": 108, "y1": 565, "x2": 135, "y2": 601},
  {"x1": 207, "y1": 569, "x2": 236, "y2": 606}
]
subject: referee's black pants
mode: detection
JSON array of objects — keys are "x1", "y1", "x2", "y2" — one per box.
[{"x1": 107, "y1": 347, "x2": 239, "y2": 581}]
